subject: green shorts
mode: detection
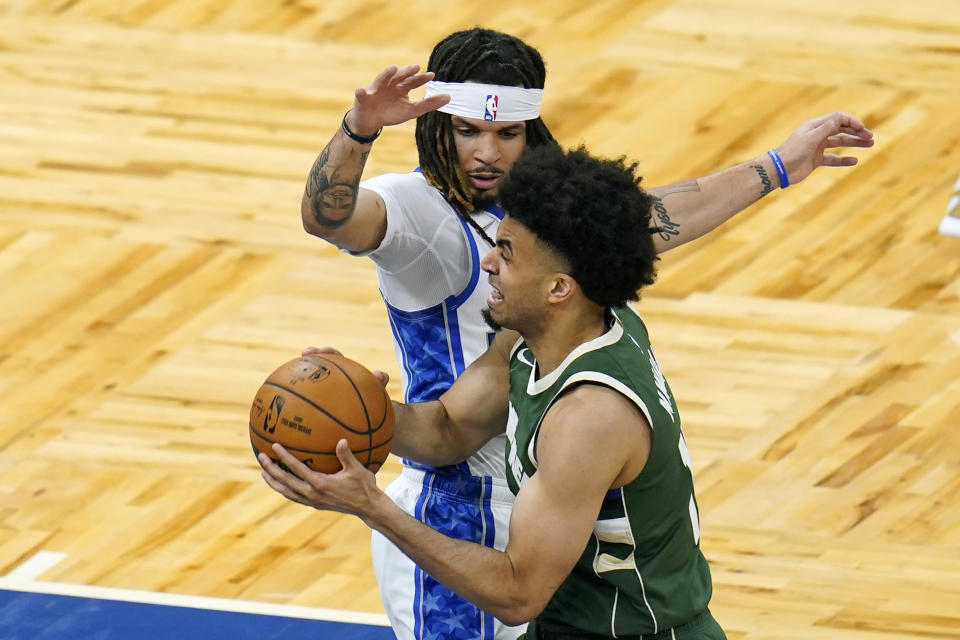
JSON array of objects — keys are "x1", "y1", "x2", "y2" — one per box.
[{"x1": 520, "y1": 608, "x2": 726, "y2": 640}]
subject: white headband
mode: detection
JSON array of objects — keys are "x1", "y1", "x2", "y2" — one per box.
[{"x1": 424, "y1": 81, "x2": 543, "y2": 122}]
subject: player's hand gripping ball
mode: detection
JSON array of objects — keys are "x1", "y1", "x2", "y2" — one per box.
[{"x1": 250, "y1": 353, "x2": 394, "y2": 474}]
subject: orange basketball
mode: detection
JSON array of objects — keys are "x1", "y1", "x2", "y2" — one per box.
[{"x1": 249, "y1": 353, "x2": 394, "y2": 474}]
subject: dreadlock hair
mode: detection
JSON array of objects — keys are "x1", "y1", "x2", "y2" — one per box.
[
  {"x1": 498, "y1": 144, "x2": 659, "y2": 309},
  {"x1": 416, "y1": 28, "x2": 558, "y2": 245}
]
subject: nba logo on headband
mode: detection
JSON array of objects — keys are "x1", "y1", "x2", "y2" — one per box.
[
  {"x1": 484, "y1": 95, "x2": 498, "y2": 121},
  {"x1": 425, "y1": 81, "x2": 543, "y2": 121}
]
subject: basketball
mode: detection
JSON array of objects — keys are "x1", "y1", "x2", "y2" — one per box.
[{"x1": 249, "y1": 353, "x2": 394, "y2": 474}]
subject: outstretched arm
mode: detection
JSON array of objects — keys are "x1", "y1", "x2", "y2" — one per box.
[
  {"x1": 302, "y1": 65, "x2": 450, "y2": 253},
  {"x1": 649, "y1": 112, "x2": 874, "y2": 253}
]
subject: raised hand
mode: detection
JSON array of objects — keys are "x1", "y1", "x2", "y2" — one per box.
[
  {"x1": 776, "y1": 112, "x2": 875, "y2": 185},
  {"x1": 345, "y1": 65, "x2": 451, "y2": 137}
]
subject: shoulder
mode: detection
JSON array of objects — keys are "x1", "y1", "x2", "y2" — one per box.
[
  {"x1": 549, "y1": 383, "x2": 650, "y2": 436},
  {"x1": 537, "y1": 383, "x2": 652, "y2": 487}
]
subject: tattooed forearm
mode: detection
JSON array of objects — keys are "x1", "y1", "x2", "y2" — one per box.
[
  {"x1": 304, "y1": 143, "x2": 368, "y2": 229},
  {"x1": 305, "y1": 144, "x2": 331, "y2": 199},
  {"x1": 651, "y1": 195, "x2": 681, "y2": 242},
  {"x1": 312, "y1": 182, "x2": 357, "y2": 228},
  {"x1": 752, "y1": 164, "x2": 773, "y2": 199},
  {"x1": 648, "y1": 179, "x2": 699, "y2": 242}
]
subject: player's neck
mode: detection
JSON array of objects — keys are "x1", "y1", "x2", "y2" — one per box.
[{"x1": 524, "y1": 308, "x2": 609, "y2": 380}]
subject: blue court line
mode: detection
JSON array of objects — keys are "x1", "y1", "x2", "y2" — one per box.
[{"x1": 0, "y1": 581, "x2": 396, "y2": 640}]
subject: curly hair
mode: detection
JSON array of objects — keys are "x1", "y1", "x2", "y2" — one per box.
[
  {"x1": 497, "y1": 145, "x2": 659, "y2": 308},
  {"x1": 416, "y1": 28, "x2": 557, "y2": 225}
]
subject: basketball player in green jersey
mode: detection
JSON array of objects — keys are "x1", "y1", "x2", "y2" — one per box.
[{"x1": 259, "y1": 144, "x2": 724, "y2": 639}]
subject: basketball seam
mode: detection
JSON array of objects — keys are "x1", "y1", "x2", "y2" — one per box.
[
  {"x1": 312, "y1": 356, "x2": 375, "y2": 465},
  {"x1": 250, "y1": 424, "x2": 393, "y2": 458}
]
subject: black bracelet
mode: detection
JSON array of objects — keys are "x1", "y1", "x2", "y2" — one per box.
[{"x1": 341, "y1": 112, "x2": 382, "y2": 144}]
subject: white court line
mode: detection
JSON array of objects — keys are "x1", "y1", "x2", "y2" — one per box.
[
  {"x1": 1, "y1": 551, "x2": 390, "y2": 627},
  {"x1": 939, "y1": 211, "x2": 960, "y2": 239},
  {"x1": 940, "y1": 172, "x2": 960, "y2": 239},
  {"x1": 4, "y1": 550, "x2": 67, "y2": 580}
]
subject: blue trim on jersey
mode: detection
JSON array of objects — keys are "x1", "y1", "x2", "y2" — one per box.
[
  {"x1": 412, "y1": 474, "x2": 435, "y2": 640},
  {"x1": 442, "y1": 209, "x2": 483, "y2": 378},
  {"x1": 481, "y1": 475, "x2": 496, "y2": 639},
  {"x1": 486, "y1": 204, "x2": 507, "y2": 220},
  {"x1": 449, "y1": 210, "x2": 483, "y2": 308},
  {"x1": 605, "y1": 487, "x2": 623, "y2": 501},
  {"x1": 384, "y1": 300, "x2": 456, "y2": 406},
  {"x1": 412, "y1": 567, "x2": 423, "y2": 640},
  {"x1": 384, "y1": 306, "x2": 414, "y2": 404},
  {"x1": 412, "y1": 473, "x2": 496, "y2": 639},
  {"x1": 444, "y1": 300, "x2": 467, "y2": 377}
]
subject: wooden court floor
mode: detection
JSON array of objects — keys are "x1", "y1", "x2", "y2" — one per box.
[{"x1": 1, "y1": 1, "x2": 958, "y2": 637}]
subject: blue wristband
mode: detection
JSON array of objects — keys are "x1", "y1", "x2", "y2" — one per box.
[{"x1": 767, "y1": 149, "x2": 789, "y2": 188}]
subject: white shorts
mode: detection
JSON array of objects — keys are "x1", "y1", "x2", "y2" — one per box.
[{"x1": 371, "y1": 465, "x2": 527, "y2": 640}]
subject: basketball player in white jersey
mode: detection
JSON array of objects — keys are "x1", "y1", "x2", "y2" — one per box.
[{"x1": 299, "y1": 27, "x2": 873, "y2": 640}]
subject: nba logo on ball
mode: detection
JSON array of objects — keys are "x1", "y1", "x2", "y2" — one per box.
[{"x1": 484, "y1": 94, "x2": 498, "y2": 121}]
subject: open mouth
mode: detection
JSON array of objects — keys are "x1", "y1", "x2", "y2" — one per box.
[
  {"x1": 488, "y1": 284, "x2": 503, "y2": 306},
  {"x1": 468, "y1": 170, "x2": 503, "y2": 191}
]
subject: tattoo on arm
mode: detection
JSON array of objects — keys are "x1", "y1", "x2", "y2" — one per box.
[
  {"x1": 648, "y1": 180, "x2": 699, "y2": 242},
  {"x1": 651, "y1": 195, "x2": 681, "y2": 242},
  {"x1": 752, "y1": 164, "x2": 773, "y2": 199},
  {"x1": 304, "y1": 143, "x2": 368, "y2": 229},
  {"x1": 304, "y1": 144, "x2": 331, "y2": 199}
]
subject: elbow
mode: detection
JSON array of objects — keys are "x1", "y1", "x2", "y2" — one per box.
[
  {"x1": 300, "y1": 196, "x2": 376, "y2": 253},
  {"x1": 301, "y1": 199, "x2": 350, "y2": 248},
  {"x1": 497, "y1": 612, "x2": 531, "y2": 628},
  {"x1": 301, "y1": 197, "x2": 330, "y2": 240},
  {"x1": 497, "y1": 606, "x2": 543, "y2": 628},
  {"x1": 484, "y1": 557, "x2": 555, "y2": 626},
  {"x1": 494, "y1": 594, "x2": 549, "y2": 627},
  {"x1": 301, "y1": 213, "x2": 315, "y2": 237}
]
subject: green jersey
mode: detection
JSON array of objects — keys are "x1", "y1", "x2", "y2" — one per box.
[{"x1": 505, "y1": 305, "x2": 712, "y2": 638}]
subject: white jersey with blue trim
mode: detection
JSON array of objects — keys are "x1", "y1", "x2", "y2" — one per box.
[{"x1": 358, "y1": 170, "x2": 506, "y2": 480}]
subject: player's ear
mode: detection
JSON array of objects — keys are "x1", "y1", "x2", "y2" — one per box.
[{"x1": 546, "y1": 273, "x2": 576, "y2": 304}]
